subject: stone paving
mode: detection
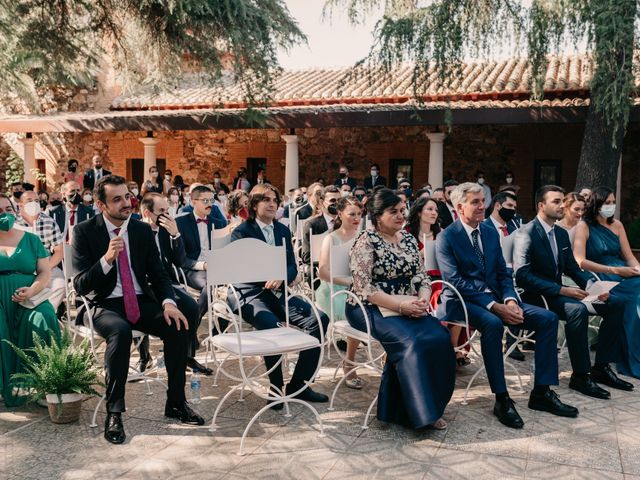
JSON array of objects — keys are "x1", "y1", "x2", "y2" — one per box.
[{"x1": 2, "y1": 335, "x2": 640, "y2": 480}]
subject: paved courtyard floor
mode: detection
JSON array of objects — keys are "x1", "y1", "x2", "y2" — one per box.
[{"x1": 2, "y1": 336, "x2": 640, "y2": 480}]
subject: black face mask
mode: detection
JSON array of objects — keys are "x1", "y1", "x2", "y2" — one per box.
[
  {"x1": 327, "y1": 204, "x2": 338, "y2": 215},
  {"x1": 69, "y1": 166, "x2": 77, "y2": 173},
  {"x1": 355, "y1": 194, "x2": 365, "y2": 201},
  {"x1": 68, "y1": 192, "x2": 82, "y2": 205},
  {"x1": 13, "y1": 191, "x2": 23, "y2": 200},
  {"x1": 39, "y1": 200, "x2": 48, "y2": 210},
  {"x1": 155, "y1": 213, "x2": 166, "y2": 227},
  {"x1": 294, "y1": 196, "x2": 305, "y2": 205},
  {"x1": 50, "y1": 200, "x2": 62, "y2": 207},
  {"x1": 339, "y1": 172, "x2": 347, "y2": 179},
  {"x1": 498, "y1": 207, "x2": 516, "y2": 222}
]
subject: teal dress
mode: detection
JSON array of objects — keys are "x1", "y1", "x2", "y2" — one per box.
[
  {"x1": 586, "y1": 224, "x2": 640, "y2": 378},
  {"x1": 0, "y1": 232, "x2": 60, "y2": 406},
  {"x1": 315, "y1": 232, "x2": 349, "y2": 320}
]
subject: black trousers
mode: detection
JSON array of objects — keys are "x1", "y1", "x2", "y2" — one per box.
[
  {"x1": 92, "y1": 296, "x2": 189, "y2": 413},
  {"x1": 186, "y1": 268, "x2": 228, "y2": 334}
]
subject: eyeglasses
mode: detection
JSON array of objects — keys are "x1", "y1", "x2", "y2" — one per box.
[{"x1": 195, "y1": 198, "x2": 215, "y2": 205}]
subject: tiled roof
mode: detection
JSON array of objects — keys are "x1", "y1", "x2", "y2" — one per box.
[{"x1": 110, "y1": 54, "x2": 619, "y2": 111}]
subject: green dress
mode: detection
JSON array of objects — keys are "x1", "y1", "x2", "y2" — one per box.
[{"x1": 0, "y1": 232, "x2": 60, "y2": 406}]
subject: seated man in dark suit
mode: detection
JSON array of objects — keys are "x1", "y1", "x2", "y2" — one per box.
[
  {"x1": 82, "y1": 154, "x2": 112, "y2": 190},
  {"x1": 228, "y1": 184, "x2": 329, "y2": 408},
  {"x1": 301, "y1": 185, "x2": 341, "y2": 265},
  {"x1": 483, "y1": 190, "x2": 525, "y2": 361},
  {"x1": 48, "y1": 181, "x2": 95, "y2": 242},
  {"x1": 334, "y1": 165, "x2": 357, "y2": 191},
  {"x1": 436, "y1": 179, "x2": 459, "y2": 229},
  {"x1": 72, "y1": 175, "x2": 203, "y2": 445},
  {"x1": 178, "y1": 183, "x2": 228, "y2": 226},
  {"x1": 514, "y1": 185, "x2": 633, "y2": 398},
  {"x1": 437, "y1": 182, "x2": 577, "y2": 429},
  {"x1": 139, "y1": 193, "x2": 213, "y2": 375},
  {"x1": 176, "y1": 185, "x2": 227, "y2": 322},
  {"x1": 363, "y1": 163, "x2": 387, "y2": 190}
]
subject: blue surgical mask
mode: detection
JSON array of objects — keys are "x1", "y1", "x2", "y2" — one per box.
[{"x1": 0, "y1": 212, "x2": 16, "y2": 231}]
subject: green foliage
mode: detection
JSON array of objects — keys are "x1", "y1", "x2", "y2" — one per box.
[
  {"x1": 325, "y1": 0, "x2": 638, "y2": 148},
  {"x1": 4, "y1": 150, "x2": 24, "y2": 188},
  {"x1": 4, "y1": 329, "x2": 103, "y2": 401},
  {"x1": 0, "y1": 0, "x2": 306, "y2": 111}
]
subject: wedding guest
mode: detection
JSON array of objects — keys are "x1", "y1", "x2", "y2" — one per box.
[
  {"x1": 167, "y1": 187, "x2": 181, "y2": 217},
  {"x1": 573, "y1": 186, "x2": 640, "y2": 379},
  {"x1": 0, "y1": 194, "x2": 59, "y2": 407},
  {"x1": 436, "y1": 180, "x2": 459, "y2": 229},
  {"x1": 226, "y1": 190, "x2": 249, "y2": 224},
  {"x1": 316, "y1": 196, "x2": 364, "y2": 389},
  {"x1": 498, "y1": 171, "x2": 521, "y2": 194},
  {"x1": 363, "y1": 163, "x2": 386, "y2": 190},
  {"x1": 232, "y1": 168, "x2": 251, "y2": 192},
  {"x1": 213, "y1": 171, "x2": 230, "y2": 194},
  {"x1": 557, "y1": 192, "x2": 586, "y2": 233},
  {"x1": 301, "y1": 186, "x2": 341, "y2": 265},
  {"x1": 82, "y1": 154, "x2": 111, "y2": 190},
  {"x1": 346, "y1": 188, "x2": 455, "y2": 429},
  {"x1": 162, "y1": 169, "x2": 173, "y2": 194},
  {"x1": 81, "y1": 188, "x2": 94, "y2": 208},
  {"x1": 579, "y1": 187, "x2": 592, "y2": 204},
  {"x1": 141, "y1": 166, "x2": 163, "y2": 196},
  {"x1": 64, "y1": 159, "x2": 83, "y2": 184},
  {"x1": 334, "y1": 165, "x2": 357, "y2": 191},
  {"x1": 48, "y1": 181, "x2": 95, "y2": 243}
]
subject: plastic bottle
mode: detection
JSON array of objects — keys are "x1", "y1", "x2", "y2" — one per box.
[
  {"x1": 190, "y1": 373, "x2": 202, "y2": 404},
  {"x1": 156, "y1": 349, "x2": 166, "y2": 381}
]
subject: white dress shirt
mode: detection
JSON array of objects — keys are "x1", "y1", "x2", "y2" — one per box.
[
  {"x1": 323, "y1": 213, "x2": 336, "y2": 231},
  {"x1": 194, "y1": 212, "x2": 209, "y2": 270}
]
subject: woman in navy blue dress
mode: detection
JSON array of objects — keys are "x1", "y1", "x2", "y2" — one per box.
[{"x1": 345, "y1": 188, "x2": 455, "y2": 430}]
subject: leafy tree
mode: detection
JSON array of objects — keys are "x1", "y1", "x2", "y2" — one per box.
[
  {"x1": 325, "y1": 0, "x2": 638, "y2": 190},
  {"x1": 0, "y1": 0, "x2": 306, "y2": 109}
]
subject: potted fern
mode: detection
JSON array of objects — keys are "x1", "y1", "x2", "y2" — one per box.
[{"x1": 6, "y1": 330, "x2": 102, "y2": 424}]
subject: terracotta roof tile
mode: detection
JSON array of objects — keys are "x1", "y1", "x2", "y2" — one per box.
[{"x1": 110, "y1": 54, "x2": 638, "y2": 111}]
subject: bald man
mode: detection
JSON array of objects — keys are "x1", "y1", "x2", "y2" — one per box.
[{"x1": 83, "y1": 154, "x2": 112, "y2": 190}]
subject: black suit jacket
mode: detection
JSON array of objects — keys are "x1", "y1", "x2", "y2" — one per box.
[
  {"x1": 301, "y1": 215, "x2": 329, "y2": 265},
  {"x1": 176, "y1": 212, "x2": 217, "y2": 270},
  {"x1": 363, "y1": 175, "x2": 387, "y2": 190},
  {"x1": 334, "y1": 177, "x2": 357, "y2": 190},
  {"x1": 295, "y1": 203, "x2": 313, "y2": 221},
  {"x1": 48, "y1": 204, "x2": 95, "y2": 234},
  {"x1": 156, "y1": 227, "x2": 188, "y2": 284},
  {"x1": 229, "y1": 219, "x2": 297, "y2": 304},
  {"x1": 82, "y1": 168, "x2": 112, "y2": 190},
  {"x1": 513, "y1": 218, "x2": 591, "y2": 297},
  {"x1": 482, "y1": 217, "x2": 518, "y2": 236},
  {"x1": 437, "y1": 201, "x2": 455, "y2": 229},
  {"x1": 72, "y1": 214, "x2": 175, "y2": 305}
]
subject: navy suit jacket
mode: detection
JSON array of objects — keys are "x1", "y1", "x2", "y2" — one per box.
[
  {"x1": 513, "y1": 218, "x2": 591, "y2": 297},
  {"x1": 436, "y1": 220, "x2": 518, "y2": 316},
  {"x1": 177, "y1": 204, "x2": 227, "y2": 228},
  {"x1": 363, "y1": 175, "x2": 386, "y2": 190},
  {"x1": 301, "y1": 215, "x2": 329, "y2": 265},
  {"x1": 334, "y1": 177, "x2": 357, "y2": 190},
  {"x1": 229, "y1": 219, "x2": 298, "y2": 305},
  {"x1": 48, "y1": 204, "x2": 95, "y2": 234},
  {"x1": 176, "y1": 212, "x2": 225, "y2": 269},
  {"x1": 82, "y1": 168, "x2": 112, "y2": 190}
]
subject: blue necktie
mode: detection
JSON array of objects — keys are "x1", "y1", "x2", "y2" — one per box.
[{"x1": 471, "y1": 229, "x2": 485, "y2": 267}]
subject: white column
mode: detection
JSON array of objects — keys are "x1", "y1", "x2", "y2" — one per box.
[
  {"x1": 20, "y1": 136, "x2": 37, "y2": 185},
  {"x1": 281, "y1": 134, "x2": 299, "y2": 193},
  {"x1": 426, "y1": 132, "x2": 446, "y2": 189},
  {"x1": 139, "y1": 137, "x2": 160, "y2": 174}
]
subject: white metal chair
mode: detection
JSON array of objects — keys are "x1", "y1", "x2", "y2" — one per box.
[
  {"x1": 61, "y1": 245, "x2": 167, "y2": 428},
  {"x1": 204, "y1": 238, "x2": 326, "y2": 455},
  {"x1": 308, "y1": 230, "x2": 329, "y2": 302},
  {"x1": 210, "y1": 225, "x2": 232, "y2": 249}
]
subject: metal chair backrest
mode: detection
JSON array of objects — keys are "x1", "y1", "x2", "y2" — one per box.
[
  {"x1": 310, "y1": 230, "x2": 328, "y2": 264},
  {"x1": 501, "y1": 233, "x2": 515, "y2": 267},
  {"x1": 210, "y1": 225, "x2": 232, "y2": 249},
  {"x1": 422, "y1": 236, "x2": 438, "y2": 271},
  {"x1": 328, "y1": 238, "x2": 355, "y2": 281}
]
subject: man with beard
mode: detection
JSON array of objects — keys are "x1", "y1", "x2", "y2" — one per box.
[{"x1": 48, "y1": 181, "x2": 95, "y2": 242}]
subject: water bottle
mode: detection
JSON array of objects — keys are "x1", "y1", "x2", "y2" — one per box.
[
  {"x1": 190, "y1": 373, "x2": 202, "y2": 404},
  {"x1": 156, "y1": 349, "x2": 166, "y2": 381}
]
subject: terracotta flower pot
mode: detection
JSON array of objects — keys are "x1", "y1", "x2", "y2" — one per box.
[{"x1": 46, "y1": 393, "x2": 83, "y2": 424}]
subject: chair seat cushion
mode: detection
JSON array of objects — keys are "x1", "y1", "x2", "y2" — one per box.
[
  {"x1": 211, "y1": 327, "x2": 320, "y2": 356},
  {"x1": 333, "y1": 320, "x2": 374, "y2": 343}
]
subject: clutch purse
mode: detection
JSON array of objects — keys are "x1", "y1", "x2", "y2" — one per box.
[
  {"x1": 19, "y1": 287, "x2": 52, "y2": 309},
  {"x1": 378, "y1": 295, "x2": 418, "y2": 318}
]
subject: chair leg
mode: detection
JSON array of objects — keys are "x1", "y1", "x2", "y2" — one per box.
[
  {"x1": 462, "y1": 364, "x2": 486, "y2": 406},
  {"x1": 90, "y1": 394, "x2": 106, "y2": 428},
  {"x1": 328, "y1": 365, "x2": 361, "y2": 411},
  {"x1": 362, "y1": 394, "x2": 378, "y2": 430},
  {"x1": 210, "y1": 384, "x2": 243, "y2": 432}
]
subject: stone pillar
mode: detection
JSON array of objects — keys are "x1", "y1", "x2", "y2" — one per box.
[
  {"x1": 281, "y1": 134, "x2": 299, "y2": 193},
  {"x1": 20, "y1": 135, "x2": 37, "y2": 186},
  {"x1": 426, "y1": 132, "x2": 446, "y2": 189},
  {"x1": 139, "y1": 136, "x2": 160, "y2": 175}
]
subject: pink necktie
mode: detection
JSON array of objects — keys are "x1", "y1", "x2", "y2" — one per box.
[
  {"x1": 500, "y1": 226, "x2": 509, "y2": 237},
  {"x1": 114, "y1": 228, "x2": 140, "y2": 325}
]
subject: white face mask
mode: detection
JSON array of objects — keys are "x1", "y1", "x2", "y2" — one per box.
[
  {"x1": 131, "y1": 188, "x2": 139, "y2": 197},
  {"x1": 150, "y1": 172, "x2": 158, "y2": 179},
  {"x1": 183, "y1": 194, "x2": 191, "y2": 204},
  {"x1": 23, "y1": 201, "x2": 41, "y2": 217},
  {"x1": 371, "y1": 170, "x2": 378, "y2": 177},
  {"x1": 170, "y1": 194, "x2": 179, "y2": 203},
  {"x1": 218, "y1": 194, "x2": 227, "y2": 202},
  {"x1": 477, "y1": 177, "x2": 485, "y2": 185},
  {"x1": 83, "y1": 194, "x2": 92, "y2": 202},
  {"x1": 214, "y1": 178, "x2": 220, "y2": 184},
  {"x1": 341, "y1": 190, "x2": 350, "y2": 197},
  {"x1": 164, "y1": 175, "x2": 171, "y2": 181},
  {"x1": 600, "y1": 204, "x2": 616, "y2": 218},
  {"x1": 506, "y1": 176, "x2": 513, "y2": 184}
]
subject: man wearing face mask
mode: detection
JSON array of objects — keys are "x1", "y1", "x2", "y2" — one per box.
[
  {"x1": 437, "y1": 179, "x2": 460, "y2": 229},
  {"x1": 334, "y1": 166, "x2": 357, "y2": 191},
  {"x1": 353, "y1": 186, "x2": 367, "y2": 202},
  {"x1": 9, "y1": 182, "x2": 24, "y2": 212},
  {"x1": 48, "y1": 181, "x2": 95, "y2": 242},
  {"x1": 301, "y1": 186, "x2": 341, "y2": 266},
  {"x1": 232, "y1": 168, "x2": 251, "y2": 192},
  {"x1": 484, "y1": 191, "x2": 525, "y2": 361},
  {"x1": 363, "y1": 164, "x2": 386, "y2": 190},
  {"x1": 82, "y1": 154, "x2": 111, "y2": 191},
  {"x1": 476, "y1": 170, "x2": 492, "y2": 206},
  {"x1": 162, "y1": 169, "x2": 173, "y2": 194},
  {"x1": 16, "y1": 190, "x2": 66, "y2": 311},
  {"x1": 212, "y1": 171, "x2": 230, "y2": 194}
]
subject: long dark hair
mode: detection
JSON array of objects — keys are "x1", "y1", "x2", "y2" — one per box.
[
  {"x1": 368, "y1": 188, "x2": 402, "y2": 229},
  {"x1": 583, "y1": 186, "x2": 615, "y2": 225},
  {"x1": 333, "y1": 196, "x2": 363, "y2": 229},
  {"x1": 407, "y1": 197, "x2": 441, "y2": 240}
]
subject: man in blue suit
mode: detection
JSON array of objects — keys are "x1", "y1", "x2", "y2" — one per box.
[
  {"x1": 228, "y1": 184, "x2": 329, "y2": 408},
  {"x1": 176, "y1": 185, "x2": 227, "y2": 322},
  {"x1": 514, "y1": 185, "x2": 633, "y2": 398},
  {"x1": 483, "y1": 190, "x2": 524, "y2": 361},
  {"x1": 437, "y1": 182, "x2": 577, "y2": 429}
]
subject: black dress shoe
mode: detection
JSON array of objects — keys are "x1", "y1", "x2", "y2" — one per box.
[
  {"x1": 266, "y1": 387, "x2": 285, "y2": 410},
  {"x1": 164, "y1": 401, "x2": 205, "y2": 425},
  {"x1": 591, "y1": 364, "x2": 635, "y2": 391},
  {"x1": 506, "y1": 346, "x2": 525, "y2": 362},
  {"x1": 569, "y1": 374, "x2": 611, "y2": 399},
  {"x1": 135, "y1": 357, "x2": 153, "y2": 374},
  {"x1": 528, "y1": 389, "x2": 579, "y2": 417},
  {"x1": 286, "y1": 385, "x2": 329, "y2": 403},
  {"x1": 493, "y1": 396, "x2": 524, "y2": 429},
  {"x1": 104, "y1": 413, "x2": 126, "y2": 444},
  {"x1": 187, "y1": 358, "x2": 214, "y2": 376}
]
